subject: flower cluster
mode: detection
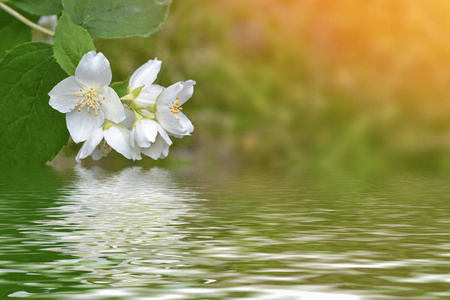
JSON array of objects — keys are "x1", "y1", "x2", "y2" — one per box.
[{"x1": 48, "y1": 51, "x2": 195, "y2": 163}]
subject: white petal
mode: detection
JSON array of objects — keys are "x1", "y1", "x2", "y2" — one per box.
[
  {"x1": 38, "y1": 15, "x2": 57, "y2": 30},
  {"x1": 75, "y1": 51, "x2": 112, "y2": 89},
  {"x1": 75, "y1": 128, "x2": 104, "y2": 163},
  {"x1": 104, "y1": 126, "x2": 133, "y2": 159},
  {"x1": 66, "y1": 107, "x2": 105, "y2": 143},
  {"x1": 128, "y1": 130, "x2": 143, "y2": 161},
  {"x1": 141, "y1": 138, "x2": 164, "y2": 160},
  {"x1": 157, "y1": 82, "x2": 183, "y2": 107},
  {"x1": 177, "y1": 112, "x2": 194, "y2": 135},
  {"x1": 156, "y1": 123, "x2": 172, "y2": 145},
  {"x1": 160, "y1": 141, "x2": 170, "y2": 158},
  {"x1": 48, "y1": 76, "x2": 82, "y2": 113},
  {"x1": 131, "y1": 144, "x2": 142, "y2": 161},
  {"x1": 156, "y1": 107, "x2": 184, "y2": 136},
  {"x1": 101, "y1": 87, "x2": 125, "y2": 123},
  {"x1": 119, "y1": 108, "x2": 135, "y2": 129},
  {"x1": 178, "y1": 80, "x2": 196, "y2": 105},
  {"x1": 129, "y1": 58, "x2": 162, "y2": 91},
  {"x1": 135, "y1": 119, "x2": 158, "y2": 148},
  {"x1": 132, "y1": 126, "x2": 147, "y2": 148},
  {"x1": 135, "y1": 84, "x2": 164, "y2": 107}
]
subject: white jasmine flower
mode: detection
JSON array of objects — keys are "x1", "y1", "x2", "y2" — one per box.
[
  {"x1": 75, "y1": 125, "x2": 141, "y2": 163},
  {"x1": 155, "y1": 80, "x2": 195, "y2": 138},
  {"x1": 128, "y1": 79, "x2": 196, "y2": 138},
  {"x1": 120, "y1": 101, "x2": 172, "y2": 161},
  {"x1": 127, "y1": 60, "x2": 195, "y2": 138},
  {"x1": 48, "y1": 51, "x2": 125, "y2": 143},
  {"x1": 131, "y1": 119, "x2": 172, "y2": 160},
  {"x1": 142, "y1": 134, "x2": 171, "y2": 160}
]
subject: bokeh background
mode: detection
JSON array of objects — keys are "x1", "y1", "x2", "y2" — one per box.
[{"x1": 59, "y1": 0, "x2": 450, "y2": 171}]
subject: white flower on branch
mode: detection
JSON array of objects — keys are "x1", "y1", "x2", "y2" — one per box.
[
  {"x1": 128, "y1": 60, "x2": 196, "y2": 138},
  {"x1": 131, "y1": 119, "x2": 172, "y2": 160},
  {"x1": 75, "y1": 124, "x2": 141, "y2": 163},
  {"x1": 48, "y1": 51, "x2": 125, "y2": 143}
]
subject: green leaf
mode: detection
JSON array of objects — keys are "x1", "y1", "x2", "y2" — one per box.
[
  {"x1": 0, "y1": 9, "x2": 32, "y2": 59},
  {"x1": 0, "y1": 43, "x2": 69, "y2": 166},
  {"x1": 52, "y1": 11, "x2": 95, "y2": 76},
  {"x1": 111, "y1": 80, "x2": 129, "y2": 98},
  {"x1": 62, "y1": 0, "x2": 170, "y2": 38},
  {"x1": 7, "y1": 0, "x2": 62, "y2": 16}
]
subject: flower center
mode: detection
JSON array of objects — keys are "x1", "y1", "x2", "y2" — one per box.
[
  {"x1": 74, "y1": 87, "x2": 105, "y2": 117},
  {"x1": 169, "y1": 96, "x2": 183, "y2": 121},
  {"x1": 97, "y1": 140, "x2": 112, "y2": 154}
]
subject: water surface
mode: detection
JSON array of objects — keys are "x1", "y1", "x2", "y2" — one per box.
[{"x1": 0, "y1": 166, "x2": 449, "y2": 299}]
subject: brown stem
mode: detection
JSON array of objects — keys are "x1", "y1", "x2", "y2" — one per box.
[{"x1": 0, "y1": 2, "x2": 54, "y2": 36}]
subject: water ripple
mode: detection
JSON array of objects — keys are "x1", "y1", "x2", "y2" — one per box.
[{"x1": 0, "y1": 168, "x2": 449, "y2": 299}]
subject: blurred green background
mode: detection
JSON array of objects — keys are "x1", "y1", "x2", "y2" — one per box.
[{"x1": 57, "y1": 0, "x2": 450, "y2": 171}]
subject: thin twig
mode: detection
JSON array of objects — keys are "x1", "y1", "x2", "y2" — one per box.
[{"x1": 0, "y1": 2, "x2": 54, "y2": 36}]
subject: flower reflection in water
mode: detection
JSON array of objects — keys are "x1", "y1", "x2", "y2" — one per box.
[{"x1": 40, "y1": 166, "x2": 199, "y2": 288}]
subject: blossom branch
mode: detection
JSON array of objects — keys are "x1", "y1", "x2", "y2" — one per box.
[{"x1": 0, "y1": 2, "x2": 54, "y2": 36}]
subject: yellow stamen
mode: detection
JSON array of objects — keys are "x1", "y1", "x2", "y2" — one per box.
[
  {"x1": 176, "y1": 96, "x2": 180, "y2": 100},
  {"x1": 74, "y1": 87, "x2": 104, "y2": 115}
]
